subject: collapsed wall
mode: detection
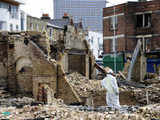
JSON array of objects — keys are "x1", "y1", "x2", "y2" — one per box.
[{"x1": 0, "y1": 31, "x2": 82, "y2": 104}]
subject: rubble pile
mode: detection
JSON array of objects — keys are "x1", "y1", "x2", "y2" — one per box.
[
  {"x1": 0, "y1": 73, "x2": 160, "y2": 119},
  {"x1": 133, "y1": 83, "x2": 160, "y2": 105},
  {"x1": 0, "y1": 96, "x2": 35, "y2": 108},
  {"x1": 66, "y1": 72, "x2": 160, "y2": 106},
  {"x1": 66, "y1": 72, "x2": 105, "y2": 97},
  {"x1": 136, "y1": 104, "x2": 160, "y2": 119},
  {"x1": 0, "y1": 82, "x2": 35, "y2": 108},
  {"x1": 0, "y1": 97, "x2": 143, "y2": 120},
  {"x1": 0, "y1": 97, "x2": 159, "y2": 120}
]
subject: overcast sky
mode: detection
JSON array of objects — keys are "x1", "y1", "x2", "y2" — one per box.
[{"x1": 20, "y1": 0, "x2": 137, "y2": 19}]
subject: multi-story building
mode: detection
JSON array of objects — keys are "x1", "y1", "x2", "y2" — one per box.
[
  {"x1": 27, "y1": 15, "x2": 63, "y2": 45},
  {"x1": 20, "y1": 10, "x2": 27, "y2": 31},
  {"x1": 103, "y1": 0, "x2": 160, "y2": 75},
  {"x1": 53, "y1": 0, "x2": 106, "y2": 31},
  {"x1": 103, "y1": 0, "x2": 160, "y2": 54},
  {"x1": 0, "y1": 0, "x2": 23, "y2": 31},
  {"x1": 53, "y1": 0, "x2": 106, "y2": 59}
]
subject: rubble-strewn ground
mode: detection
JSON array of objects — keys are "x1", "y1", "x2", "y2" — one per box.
[
  {"x1": 66, "y1": 72, "x2": 104, "y2": 98},
  {"x1": 67, "y1": 72, "x2": 160, "y2": 106},
  {"x1": 0, "y1": 73, "x2": 160, "y2": 119},
  {"x1": 0, "y1": 94, "x2": 160, "y2": 120}
]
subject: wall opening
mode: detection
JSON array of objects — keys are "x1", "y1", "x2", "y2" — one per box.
[
  {"x1": 136, "y1": 13, "x2": 151, "y2": 28},
  {"x1": 68, "y1": 54, "x2": 86, "y2": 75}
]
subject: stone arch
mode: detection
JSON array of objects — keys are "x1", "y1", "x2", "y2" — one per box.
[
  {"x1": 16, "y1": 56, "x2": 32, "y2": 73},
  {"x1": 15, "y1": 56, "x2": 33, "y2": 94}
]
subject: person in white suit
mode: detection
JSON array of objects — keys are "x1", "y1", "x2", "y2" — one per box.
[{"x1": 101, "y1": 67, "x2": 121, "y2": 110}]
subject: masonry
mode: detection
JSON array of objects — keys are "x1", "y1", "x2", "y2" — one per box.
[
  {"x1": 103, "y1": 0, "x2": 160, "y2": 54},
  {"x1": 0, "y1": 31, "x2": 82, "y2": 104}
]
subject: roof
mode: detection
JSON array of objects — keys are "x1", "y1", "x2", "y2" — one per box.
[
  {"x1": 47, "y1": 23, "x2": 63, "y2": 29},
  {"x1": 49, "y1": 18, "x2": 83, "y2": 29},
  {"x1": 0, "y1": 0, "x2": 23, "y2": 5},
  {"x1": 49, "y1": 19, "x2": 70, "y2": 28}
]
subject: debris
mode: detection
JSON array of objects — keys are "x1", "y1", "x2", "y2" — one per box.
[{"x1": 66, "y1": 72, "x2": 104, "y2": 98}]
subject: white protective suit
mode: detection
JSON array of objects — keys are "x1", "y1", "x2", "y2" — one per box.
[{"x1": 101, "y1": 74, "x2": 121, "y2": 109}]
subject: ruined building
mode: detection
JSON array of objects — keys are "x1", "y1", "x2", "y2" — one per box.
[
  {"x1": 50, "y1": 15, "x2": 96, "y2": 79},
  {"x1": 103, "y1": 0, "x2": 160, "y2": 81},
  {"x1": 0, "y1": 15, "x2": 95, "y2": 104}
]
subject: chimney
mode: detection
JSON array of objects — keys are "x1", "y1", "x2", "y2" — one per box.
[
  {"x1": 62, "y1": 13, "x2": 69, "y2": 19},
  {"x1": 41, "y1": 14, "x2": 51, "y2": 21}
]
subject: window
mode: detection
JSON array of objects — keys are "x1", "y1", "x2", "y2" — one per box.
[
  {"x1": 36, "y1": 24, "x2": 39, "y2": 31},
  {"x1": 9, "y1": 5, "x2": 19, "y2": 19},
  {"x1": 136, "y1": 13, "x2": 151, "y2": 28},
  {"x1": 0, "y1": 2, "x2": 8, "y2": 9},
  {"x1": 110, "y1": 16, "x2": 118, "y2": 30},
  {"x1": 10, "y1": 24, "x2": 13, "y2": 31},
  {"x1": 16, "y1": 25, "x2": 18, "y2": 31},
  {"x1": 30, "y1": 23, "x2": 33, "y2": 30},
  {"x1": 21, "y1": 13, "x2": 24, "y2": 31},
  {"x1": 8, "y1": 5, "x2": 11, "y2": 12},
  {"x1": 0, "y1": 21, "x2": 3, "y2": 30},
  {"x1": 49, "y1": 29, "x2": 52, "y2": 38}
]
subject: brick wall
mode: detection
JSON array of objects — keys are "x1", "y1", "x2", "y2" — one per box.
[
  {"x1": 5, "y1": 33, "x2": 57, "y2": 95},
  {"x1": 103, "y1": 15, "x2": 125, "y2": 37},
  {"x1": 0, "y1": 42, "x2": 8, "y2": 78},
  {"x1": 1, "y1": 32, "x2": 82, "y2": 104},
  {"x1": 56, "y1": 64, "x2": 82, "y2": 104},
  {"x1": 103, "y1": 39, "x2": 110, "y2": 53},
  {"x1": 103, "y1": 1, "x2": 160, "y2": 54}
]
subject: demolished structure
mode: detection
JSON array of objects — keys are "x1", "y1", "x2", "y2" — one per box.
[
  {"x1": 0, "y1": 15, "x2": 97, "y2": 105},
  {"x1": 0, "y1": 31, "x2": 80, "y2": 104},
  {"x1": 0, "y1": 1, "x2": 160, "y2": 119}
]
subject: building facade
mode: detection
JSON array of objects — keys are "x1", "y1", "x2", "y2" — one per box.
[
  {"x1": 0, "y1": 0, "x2": 23, "y2": 31},
  {"x1": 27, "y1": 15, "x2": 63, "y2": 45},
  {"x1": 27, "y1": 15, "x2": 48, "y2": 33},
  {"x1": 103, "y1": 0, "x2": 160, "y2": 54},
  {"x1": 53, "y1": 0, "x2": 106, "y2": 32}
]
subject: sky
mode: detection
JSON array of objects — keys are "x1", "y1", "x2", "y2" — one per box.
[
  {"x1": 20, "y1": 0, "x2": 53, "y2": 18},
  {"x1": 20, "y1": 0, "x2": 138, "y2": 19}
]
